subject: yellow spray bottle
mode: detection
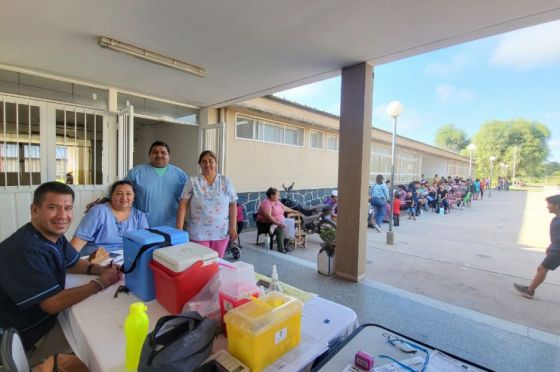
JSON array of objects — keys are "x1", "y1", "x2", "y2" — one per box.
[{"x1": 124, "y1": 302, "x2": 149, "y2": 370}]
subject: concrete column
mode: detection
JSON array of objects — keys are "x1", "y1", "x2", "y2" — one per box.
[{"x1": 335, "y1": 62, "x2": 373, "y2": 282}]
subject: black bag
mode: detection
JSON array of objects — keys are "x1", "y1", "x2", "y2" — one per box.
[{"x1": 138, "y1": 312, "x2": 216, "y2": 372}]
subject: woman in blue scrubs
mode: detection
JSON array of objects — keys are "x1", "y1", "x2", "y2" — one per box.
[{"x1": 71, "y1": 180, "x2": 148, "y2": 256}]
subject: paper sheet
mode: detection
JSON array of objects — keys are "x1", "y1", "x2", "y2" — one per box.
[
  {"x1": 427, "y1": 350, "x2": 479, "y2": 372},
  {"x1": 373, "y1": 356, "x2": 426, "y2": 371},
  {"x1": 371, "y1": 350, "x2": 479, "y2": 372}
]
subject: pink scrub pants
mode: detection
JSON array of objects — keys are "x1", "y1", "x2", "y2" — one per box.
[{"x1": 191, "y1": 238, "x2": 230, "y2": 258}]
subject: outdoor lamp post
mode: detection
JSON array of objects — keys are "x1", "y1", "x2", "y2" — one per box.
[
  {"x1": 467, "y1": 143, "x2": 476, "y2": 179},
  {"x1": 489, "y1": 156, "x2": 496, "y2": 197},
  {"x1": 386, "y1": 100, "x2": 403, "y2": 245}
]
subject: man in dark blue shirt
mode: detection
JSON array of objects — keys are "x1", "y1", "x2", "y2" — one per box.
[
  {"x1": 514, "y1": 194, "x2": 560, "y2": 299},
  {"x1": 0, "y1": 182, "x2": 122, "y2": 361}
]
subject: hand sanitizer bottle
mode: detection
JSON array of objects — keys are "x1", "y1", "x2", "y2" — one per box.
[{"x1": 269, "y1": 264, "x2": 283, "y2": 293}]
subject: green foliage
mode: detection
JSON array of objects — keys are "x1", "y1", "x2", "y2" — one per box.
[
  {"x1": 542, "y1": 161, "x2": 560, "y2": 176},
  {"x1": 471, "y1": 119, "x2": 550, "y2": 178},
  {"x1": 435, "y1": 124, "x2": 470, "y2": 153},
  {"x1": 318, "y1": 227, "x2": 336, "y2": 257}
]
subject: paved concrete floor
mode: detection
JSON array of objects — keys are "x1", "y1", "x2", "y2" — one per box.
[{"x1": 240, "y1": 186, "x2": 560, "y2": 335}]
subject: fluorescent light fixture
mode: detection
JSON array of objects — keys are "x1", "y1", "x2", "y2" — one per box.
[{"x1": 97, "y1": 36, "x2": 206, "y2": 78}]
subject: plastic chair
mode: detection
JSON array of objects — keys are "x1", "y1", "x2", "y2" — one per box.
[
  {"x1": 252, "y1": 213, "x2": 275, "y2": 250},
  {"x1": 447, "y1": 193, "x2": 456, "y2": 213},
  {"x1": 458, "y1": 192, "x2": 472, "y2": 209},
  {"x1": 0, "y1": 328, "x2": 30, "y2": 372}
]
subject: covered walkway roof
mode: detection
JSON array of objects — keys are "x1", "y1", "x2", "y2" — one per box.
[{"x1": 2, "y1": 1, "x2": 560, "y2": 107}]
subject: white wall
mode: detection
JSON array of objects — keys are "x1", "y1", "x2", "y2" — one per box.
[
  {"x1": 422, "y1": 157, "x2": 448, "y2": 181},
  {"x1": 133, "y1": 121, "x2": 199, "y2": 176}
]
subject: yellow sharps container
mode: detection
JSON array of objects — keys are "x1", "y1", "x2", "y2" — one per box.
[{"x1": 223, "y1": 291, "x2": 303, "y2": 371}]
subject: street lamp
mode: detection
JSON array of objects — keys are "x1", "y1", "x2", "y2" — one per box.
[
  {"x1": 489, "y1": 156, "x2": 496, "y2": 197},
  {"x1": 386, "y1": 101, "x2": 403, "y2": 245},
  {"x1": 512, "y1": 146, "x2": 520, "y2": 186},
  {"x1": 467, "y1": 143, "x2": 476, "y2": 179}
]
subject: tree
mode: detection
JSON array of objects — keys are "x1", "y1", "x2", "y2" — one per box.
[
  {"x1": 542, "y1": 161, "x2": 560, "y2": 176},
  {"x1": 435, "y1": 124, "x2": 469, "y2": 153},
  {"x1": 471, "y1": 119, "x2": 550, "y2": 178}
]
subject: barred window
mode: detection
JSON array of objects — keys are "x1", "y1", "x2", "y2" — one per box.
[
  {"x1": 327, "y1": 135, "x2": 339, "y2": 151},
  {"x1": 235, "y1": 115, "x2": 303, "y2": 147},
  {"x1": 309, "y1": 130, "x2": 323, "y2": 149},
  {"x1": 235, "y1": 116, "x2": 257, "y2": 139},
  {"x1": 284, "y1": 126, "x2": 304, "y2": 146},
  {"x1": 55, "y1": 109, "x2": 103, "y2": 185},
  {"x1": 0, "y1": 101, "x2": 41, "y2": 186}
]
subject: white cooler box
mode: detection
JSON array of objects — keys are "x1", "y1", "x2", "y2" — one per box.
[{"x1": 153, "y1": 242, "x2": 219, "y2": 273}]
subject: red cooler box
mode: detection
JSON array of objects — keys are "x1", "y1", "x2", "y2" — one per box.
[{"x1": 150, "y1": 242, "x2": 218, "y2": 314}]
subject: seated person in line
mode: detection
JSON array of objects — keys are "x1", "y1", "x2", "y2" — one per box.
[
  {"x1": 437, "y1": 183, "x2": 450, "y2": 213},
  {"x1": 256, "y1": 187, "x2": 299, "y2": 253},
  {"x1": 426, "y1": 187, "x2": 438, "y2": 210},
  {"x1": 323, "y1": 189, "x2": 338, "y2": 220},
  {"x1": 404, "y1": 191, "x2": 416, "y2": 220},
  {"x1": 0, "y1": 182, "x2": 121, "y2": 364},
  {"x1": 417, "y1": 182, "x2": 429, "y2": 211},
  {"x1": 398, "y1": 185, "x2": 407, "y2": 210},
  {"x1": 71, "y1": 180, "x2": 149, "y2": 257}
]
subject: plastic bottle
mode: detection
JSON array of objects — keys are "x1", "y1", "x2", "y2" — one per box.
[
  {"x1": 439, "y1": 207, "x2": 444, "y2": 216},
  {"x1": 264, "y1": 234, "x2": 271, "y2": 250},
  {"x1": 124, "y1": 302, "x2": 149, "y2": 371},
  {"x1": 269, "y1": 264, "x2": 283, "y2": 293}
]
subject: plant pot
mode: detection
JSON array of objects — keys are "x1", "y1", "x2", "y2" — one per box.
[{"x1": 317, "y1": 250, "x2": 336, "y2": 276}]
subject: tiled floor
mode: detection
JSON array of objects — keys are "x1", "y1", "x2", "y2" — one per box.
[{"x1": 235, "y1": 230, "x2": 560, "y2": 371}]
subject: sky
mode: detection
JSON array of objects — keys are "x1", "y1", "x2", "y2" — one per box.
[{"x1": 274, "y1": 20, "x2": 560, "y2": 162}]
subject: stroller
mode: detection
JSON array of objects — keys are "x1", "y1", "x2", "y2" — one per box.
[
  {"x1": 225, "y1": 237, "x2": 241, "y2": 259},
  {"x1": 225, "y1": 204, "x2": 245, "y2": 260}
]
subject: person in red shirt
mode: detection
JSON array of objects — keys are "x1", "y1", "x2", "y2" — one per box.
[{"x1": 393, "y1": 192, "x2": 401, "y2": 226}]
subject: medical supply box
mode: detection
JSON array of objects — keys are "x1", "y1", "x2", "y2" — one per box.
[
  {"x1": 122, "y1": 227, "x2": 188, "y2": 301},
  {"x1": 219, "y1": 261, "x2": 259, "y2": 319},
  {"x1": 223, "y1": 292, "x2": 303, "y2": 371},
  {"x1": 150, "y1": 242, "x2": 219, "y2": 314}
]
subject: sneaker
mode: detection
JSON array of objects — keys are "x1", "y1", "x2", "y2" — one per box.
[
  {"x1": 514, "y1": 283, "x2": 534, "y2": 299},
  {"x1": 373, "y1": 224, "x2": 381, "y2": 232},
  {"x1": 368, "y1": 223, "x2": 375, "y2": 228}
]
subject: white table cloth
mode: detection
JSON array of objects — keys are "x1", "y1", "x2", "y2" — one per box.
[
  {"x1": 60, "y1": 274, "x2": 357, "y2": 372},
  {"x1": 283, "y1": 217, "x2": 296, "y2": 240}
]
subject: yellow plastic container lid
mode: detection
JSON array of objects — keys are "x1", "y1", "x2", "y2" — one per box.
[{"x1": 223, "y1": 291, "x2": 303, "y2": 334}]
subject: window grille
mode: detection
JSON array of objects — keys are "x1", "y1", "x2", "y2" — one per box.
[
  {"x1": 309, "y1": 130, "x2": 323, "y2": 149},
  {"x1": 0, "y1": 100, "x2": 41, "y2": 187},
  {"x1": 327, "y1": 135, "x2": 339, "y2": 151},
  {"x1": 55, "y1": 109, "x2": 103, "y2": 185},
  {"x1": 235, "y1": 115, "x2": 303, "y2": 147}
]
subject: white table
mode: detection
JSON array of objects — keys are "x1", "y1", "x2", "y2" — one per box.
[
  {"x1": 60, "y1": 274, "x2": 357, "y2": 372},
  {"x1": 313, "y1": 324, "x2": 487, "y2": 371}
]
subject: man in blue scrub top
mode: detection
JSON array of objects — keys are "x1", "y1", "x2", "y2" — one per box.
[
  {"x1": 0, "y1": 182, "x2": 122, "y2": 362},
  {"x1": 126, "y1": 141, "x2": 188, "y2": 227}
]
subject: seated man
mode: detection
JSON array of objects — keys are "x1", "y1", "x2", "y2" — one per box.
[
  {"x1": 425, "y1": 187, "x2": 438, "y2": 210},
  {"x1": 0, "y1": 182, "x2": 122, "y2": 364}
]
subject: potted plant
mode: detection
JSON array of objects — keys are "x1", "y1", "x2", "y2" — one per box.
[{"x1": 317, "y1": 227, "x2": 336, "y2": 276}]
